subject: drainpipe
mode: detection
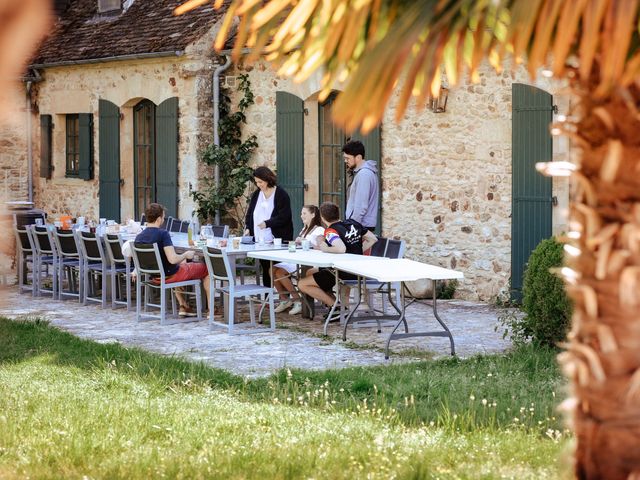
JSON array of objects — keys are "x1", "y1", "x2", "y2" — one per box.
[
  {"x1": 212, "y1": 55, "x2": 231, "y2": 225},
  {"x1": 23, "y1": 68, "x2": 42, "y2": 204}
]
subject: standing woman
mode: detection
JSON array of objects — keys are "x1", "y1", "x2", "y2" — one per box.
[
  {"x1": 244, "y1": 166, "x2": 294, "y2": 286},
  {"x1": 273, "y1": 205, "x2": 324, "y2": 315}
]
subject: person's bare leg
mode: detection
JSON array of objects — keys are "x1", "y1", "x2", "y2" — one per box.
[
  {"x1": 203, "y1": 275, "x2": 210, "y2": 307},
  {"x1": 298, "y1": 276, "x2": 335, "y2": 307},
  {"x1": 279, "y1": 276, "x2": 300, "y2": 299},
  {"x1": 174, "y1": 286, "x2": 187, "y2": 308},
  {"x1": 272, "y1": 267, "x2": 290, "y2": 300}
]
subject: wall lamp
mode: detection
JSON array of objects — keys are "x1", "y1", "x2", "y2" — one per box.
[{"x1": 429, "y1": 86, "x2": 449, "y2": 113}]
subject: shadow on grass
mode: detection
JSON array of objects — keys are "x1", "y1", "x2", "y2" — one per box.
[{"x1": 0, "y1": 316, "x2": 564, "y2": 429}]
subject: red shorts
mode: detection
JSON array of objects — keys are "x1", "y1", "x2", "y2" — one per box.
[{"x1": 165, "y1": 262, "x2": 208, "y2": 284}]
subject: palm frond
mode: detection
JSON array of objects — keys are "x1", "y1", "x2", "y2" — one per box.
[{"x1": 175, "y1": 0, "x2": 640, "y2": 132}]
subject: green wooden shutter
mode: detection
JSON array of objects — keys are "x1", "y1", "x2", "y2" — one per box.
[
  {"x1": 276, "y1": 92, "x2": 304, "y2": 235},
  {"x1": 39, "y1": 115, "x2": 52, "y2": 179},
  {"x1": 350, "y1": 125, "x2": 382, "y2": 234},
  {"x1": 155, "y1": 97, "x2": 178, "y2": 218},
  {"x1": 511, "y1": 83, "x2": 554, "y2": 301},
  {"x1": 99, "y1": 99, "x2": 121, "y2": 222},
  {"x1": 78, "y1": 113, "x2": 93, "y2": 180}
]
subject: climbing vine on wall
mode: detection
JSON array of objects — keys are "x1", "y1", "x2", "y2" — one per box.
[{"x1": 191, "y1": 73, "x2": 258, "y2": 231}]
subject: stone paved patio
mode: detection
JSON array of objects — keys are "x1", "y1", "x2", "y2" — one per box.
[{"x1": 0, "y1": 287, "x2": 512, "y2": 377}]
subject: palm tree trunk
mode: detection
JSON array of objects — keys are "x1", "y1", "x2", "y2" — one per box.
[{"x1": 561, "y1": 76, "x2": 640, "y2": 479}]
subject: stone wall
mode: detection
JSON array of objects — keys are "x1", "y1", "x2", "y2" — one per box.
[
  {"x1": 0, "y1": 110, "x2": 29, "y2": 205},
  {"x1": 31, "y1": 55, "x2": 208, "y2": 221},
  {"x1": 224, "y1": 60, "x2": 570, "y2": 301}
]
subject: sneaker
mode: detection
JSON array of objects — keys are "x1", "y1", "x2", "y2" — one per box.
[
  {"x1": 274, "y1": 300, "x2": 293, "y2": 313},
  {"x1": 179, "y1": 305, "x2": 197, "y2": 317},
  {"x1": 322, "y1": 310, "x2": 339, "y2": 323},
  {"x1": 289, "y1": 301, "x2": 302, "y2": 315}
]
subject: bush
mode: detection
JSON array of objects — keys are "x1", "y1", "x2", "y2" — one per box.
[
  {"x1": 503, "y1": 237, "x2": 572, "y2": 347},
  {"x1": 436, "y1": 279, "x2": 458, "y2": 299}
]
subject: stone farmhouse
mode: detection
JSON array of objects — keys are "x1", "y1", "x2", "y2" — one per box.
[{"x1": 0, "y1": 0, "x2": 570, "y2": 301}]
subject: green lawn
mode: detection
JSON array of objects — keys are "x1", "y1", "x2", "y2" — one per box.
[{"x1": 0, "y1": 318, "x2": 572, "y2": 479}]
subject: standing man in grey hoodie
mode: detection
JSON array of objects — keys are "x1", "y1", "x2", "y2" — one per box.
[{"x1": 342, "y1": 140, "x2": 379, "y2": 231}]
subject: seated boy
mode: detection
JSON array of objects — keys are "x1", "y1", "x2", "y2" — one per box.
[
  {"x1": 134, "y1": 203, "x2": 210, "y2": 317},
  {"x1": 297, "y1": 202, "x2": 377, "y2": 313}
]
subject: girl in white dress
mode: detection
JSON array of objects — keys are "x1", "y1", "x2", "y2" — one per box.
[{"x1": 273, "y1": 205, "x2": 324, "y2": 315}]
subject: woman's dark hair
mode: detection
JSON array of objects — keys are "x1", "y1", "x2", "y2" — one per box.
[
  {"x1": 300, "y1": 205, "x2": 322, "y2": 237},
  {"x1": 319, "y1": 202, "x2": 340, "y2": 223},
  {"x1": 253, "y1": 166, "x2": 277, "y2": 188},
  {"x1": 145, "y1": 203, "x2": 165, "y2": 223}
]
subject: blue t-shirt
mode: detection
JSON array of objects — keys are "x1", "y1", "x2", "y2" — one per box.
[{"x1": 135, "y1": 227, "x2": 179, "y2": 276}]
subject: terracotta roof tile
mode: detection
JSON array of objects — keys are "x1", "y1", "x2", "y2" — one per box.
[{"x1": 33, "y1": 0, "x2": 230, "y2": 65}]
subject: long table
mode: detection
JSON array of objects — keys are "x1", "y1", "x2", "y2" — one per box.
[
  {"x1": 248, "y1": 250, "x2": 463, "y2": 358},
  {"x1": 331, "y1": 258, "x2": 463, "y2": 358}
]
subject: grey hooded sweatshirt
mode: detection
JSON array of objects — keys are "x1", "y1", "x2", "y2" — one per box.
[{"x1": 345, "y1": 160, "x2": 379, "y2": 228}]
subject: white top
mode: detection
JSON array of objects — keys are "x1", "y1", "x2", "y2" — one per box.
[
  {"x1": 301, "y1": 225, "x2": 325, "y2": 245},
  {"x1": 253, "y1": 188, "x2": 276, "y2": 244},
  {"x1": 273, "y1": 225, "x2": 327, "y2": 274}
]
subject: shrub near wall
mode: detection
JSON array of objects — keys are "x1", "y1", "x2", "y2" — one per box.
[{"x1": 503, "y1": 237, "x2": 572, "y2": 347}]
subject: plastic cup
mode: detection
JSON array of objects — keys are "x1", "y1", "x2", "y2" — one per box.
[
  {"x1": 302, "y1": 239, "x2": 311, "y2": 251},
  {"x1": 273, "y1": 238, "x2": 282, "y2": 248},
  {"x1": 288, "y1": 242, "x2": 296, "y2": 253},
  {"x1": 232, "y1": 237, "x2": 241, "y2": 249}
]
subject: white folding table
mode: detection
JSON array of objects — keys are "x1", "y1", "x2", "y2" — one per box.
[
  {"x1": 331, "y1": 258, "x2": 464, "y2": 358},
  {"x1": 248, "y1": 249, "x2": 371, "y2": 333}
]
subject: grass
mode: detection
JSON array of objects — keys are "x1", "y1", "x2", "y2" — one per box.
[{"x1": 0, "y1": 317, "x2": 572, "y2": 479}]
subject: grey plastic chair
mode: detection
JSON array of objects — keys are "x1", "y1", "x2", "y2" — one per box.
[
  {"x1": 30, "y1": 226, "x2": 57, "y2": 298},
  {"x1": 131, "y1": 243, "x2": 202, "y2": 325},
  {"x1": 211, "y1": 225, "x2": 229, "y2": 238},
  {"x1": 52, "y1": 229, "x2": 83, "y2": 302},
  {"x1": 104, "y1": 234, "x2": 133, "y2": 310},
  {"x1": 203, "y1": 246, "x2": 275, "y2": 334},
  {"x1": 13, "y1": 224, "x2": 36, "y2": 295},
  {"x1": 341, "y1": 237, "x2": 406, "y2": 314}
]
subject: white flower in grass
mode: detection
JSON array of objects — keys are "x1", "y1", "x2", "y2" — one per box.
[
  {"x1": 481, "y1": 399, "x2": 487, "y2": 406},
  {"x1": 469, "y1": 395, "x2": 475, "y2": 401}
]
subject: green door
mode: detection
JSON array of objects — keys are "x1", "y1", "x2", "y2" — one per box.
[
  {"x1": 99, "y1": 99, "x2": 121, "y2": 222},
  {"x1": 319, "y1": 92, "x2": 382, "y2": 231},
  {"x1": 156, "y1": 97, "x2": 179, "y2": 218},
  {"x1": 511, "y1": 83, "x2": 554, "y2": 301},
  {"x1": 276, "y1": 92, "x2": 304, "y2": 235}
]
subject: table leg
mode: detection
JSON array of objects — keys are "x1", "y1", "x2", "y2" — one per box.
[
  {"x1": 384, "y1": 280, "x2": 456, "y2": 358},
  {"x1": 342, "y1": 275, "x2": 365, "y2": 341},
  {"x1": 299, "y1": 265, "x2": 315, "y2": 319},
  {"x1": 257, "y1": 260, "x2": 273, "y2": 323},
  {"x1": 430, "y1": 279, "x2": 456, "y2": 356},
  {"x1": 322, "y1": 269, "x2": 341, "y2": 336}
]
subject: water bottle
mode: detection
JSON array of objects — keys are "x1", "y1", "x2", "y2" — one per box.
[{"x1": 187, "y1": 218, "x2": 194, "y2": 245}]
